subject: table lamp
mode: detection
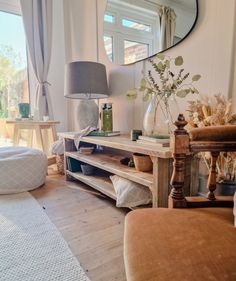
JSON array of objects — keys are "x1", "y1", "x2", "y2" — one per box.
[{"x1": 64, "y1": 61, "x2": 109, "y2": 130}]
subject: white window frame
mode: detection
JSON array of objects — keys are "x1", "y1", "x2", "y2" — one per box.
[{"x1": 104, "y1": 0, "x2": 159, "y2": 64}]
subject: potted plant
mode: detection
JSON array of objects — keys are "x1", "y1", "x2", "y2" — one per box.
[
  {"x1": 127, "y1": 53, "x2": 201, "y2": 136},
  {"x1": 188, "y1": 94, "x2": 236, "y2": 195}
]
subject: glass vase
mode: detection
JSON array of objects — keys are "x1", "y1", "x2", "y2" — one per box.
[
  {"x1": 18, "y1": 103, "x2": 30, "y2": 118},
  {"x1": 143, "y1": 95, "x2": 174, "y2": 137}
]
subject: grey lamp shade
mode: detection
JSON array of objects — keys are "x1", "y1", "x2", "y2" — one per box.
[{"x1": 64, "y1": 61, "x2": 109, "y2": 99}]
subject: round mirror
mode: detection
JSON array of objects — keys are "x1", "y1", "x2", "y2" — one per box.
[{"x1": 103, "y1": 0, "x2": 198, "y2": 65}]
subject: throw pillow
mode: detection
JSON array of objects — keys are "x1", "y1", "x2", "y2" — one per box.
[{"x1": 110, "y1": 175, "x2": 152, "y2": 208}]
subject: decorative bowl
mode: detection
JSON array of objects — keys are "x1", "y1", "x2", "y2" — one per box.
[{"x1": 133, "y1": 153, "x2": 153, "y2": 172}]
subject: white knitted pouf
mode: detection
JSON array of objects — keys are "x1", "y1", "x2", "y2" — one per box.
[{"x1": 0, "y1": 147, "x2": 47, "y2": 194}]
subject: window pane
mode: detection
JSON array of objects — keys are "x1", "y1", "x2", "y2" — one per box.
[
  {"x1": 104, "y1": 14, "x2": 115, "y2": 23},
  {"x1": 122, "y1": 19, "x2": 151, "y2": 32},
  {"x1": 0, "y1": 11, "x2": 29, "y2": 121},
  {"x1": 124, "y1": 40, "x2": 149, "y2": 64},
  {"x1": 104, "y1": 36, "x2": 114, "y2": 62}
]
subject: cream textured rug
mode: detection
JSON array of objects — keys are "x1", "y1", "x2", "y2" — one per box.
[{"x1": 0, "y1": 192, "x2": 90, "y2": 281}]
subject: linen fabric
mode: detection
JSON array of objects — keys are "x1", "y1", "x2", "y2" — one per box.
[
  {"x1": 158, "y1": 6, "x2": 176, "y2": 51},
  {"x1": 20, "y1": 0, "x2": 53, "y2": 119},
  {"x1": 110, "y1": 175, "x2": 152, "y2": 208}
]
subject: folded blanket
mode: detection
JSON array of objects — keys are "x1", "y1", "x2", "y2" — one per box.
[{"x1": 51, "y1": 126, "x2": 97, "y2": 154}]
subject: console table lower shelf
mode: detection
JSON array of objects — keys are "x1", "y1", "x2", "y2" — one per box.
[{"x1": 66, "y1": 170, "x2": 117, "y2": 200}]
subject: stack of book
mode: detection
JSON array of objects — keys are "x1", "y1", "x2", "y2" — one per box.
[
  {"x1": 79, "y1": 146, "x2": 94, "y2": 154},
  {"x1": 88, "y1": 130, "x2": 120, "y2": 137},
  {"x1": 136, "y1": 135, "x2": 170, "y2": 147}
]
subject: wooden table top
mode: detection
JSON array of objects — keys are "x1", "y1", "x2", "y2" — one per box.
[
  {"x1": 58, "y1": 133, "x2": 172, "y2": 158},
  {"x1": 6, "y1": 120, "x2": 60, "y2": 125}
]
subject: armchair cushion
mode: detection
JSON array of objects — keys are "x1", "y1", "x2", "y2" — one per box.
[
  {"x1": 190, "y1": 125, "x2": 236, "y2": 141},
  {"x1": 124, "y1": 208, "x2": 236, "y2": 281}
]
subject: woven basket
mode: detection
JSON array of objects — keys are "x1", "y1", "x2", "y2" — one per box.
[
  {"x1": 133, "y1": 153, "x2": 153, "y2": 172},
  {"x1": 56, "y1": 154, "x2": 64, "y2": 175}
]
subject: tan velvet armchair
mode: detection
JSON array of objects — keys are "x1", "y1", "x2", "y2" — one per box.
[{"x1": 124, "y1": 114, "x2": 236, "y2": 281}]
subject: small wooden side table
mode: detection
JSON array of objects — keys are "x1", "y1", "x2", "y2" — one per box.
[{"x1": 6, "y1": 120, "x2": 60, "y2": 154}]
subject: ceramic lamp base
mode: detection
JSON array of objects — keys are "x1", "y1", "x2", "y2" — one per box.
[{"x1": 77, "y1": 100, "x2": 99, "y2": 130}]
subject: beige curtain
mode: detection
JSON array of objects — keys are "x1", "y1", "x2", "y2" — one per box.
[
  {"x1": 158, "y1": 6, "x2": 177, "y2": 52},
  {"x1": 20, "y1": 0, "x2": 53, "y2": 119}
]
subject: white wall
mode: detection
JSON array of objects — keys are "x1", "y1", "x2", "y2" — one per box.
[
  {"x1": 63, "y1": 0, "x2": 99, "y2": 130},
  {"x1": 229, "y1": 2, "x2": 236, "y2": 110},
  {"x1": 63, "y1": 0, "x2": 236, "y2": 132}
]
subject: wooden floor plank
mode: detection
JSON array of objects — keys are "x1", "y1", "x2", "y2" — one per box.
[{"x1": 31, "y1": 174, "x2": 128, "y2": 281}]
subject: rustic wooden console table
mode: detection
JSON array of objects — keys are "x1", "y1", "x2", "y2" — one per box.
[{"x1": 59, "y1": 133, "x2": 197, "y2": 208}]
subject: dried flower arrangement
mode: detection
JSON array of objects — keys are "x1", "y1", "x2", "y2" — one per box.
[
  {"x1": 126, "y1": 54, "x2": 201, "y2": 135},
  {"x1": 187, "y1": 94, "x2": 236, "y2": 182}
]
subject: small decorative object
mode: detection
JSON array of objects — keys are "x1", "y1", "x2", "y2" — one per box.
[
  {"x1": 81, "y1": 164, "x2": 95, "y2": 176},
  {"x1": 133, "y1": 153, "x2": 153, "y2": 172},
  {"x1": 130, "y1": 129, "x2": 142, "y2": 141},
  {"x1": 188, "y1": 94, "x2": 236, "y2": 193},
  {"x1": 127, "y1": 54, "x2": 201, "y2": 136},
  {"x1": 120, "y1": 157, "x2": 130, "y2": 166},
  {"x1": 18, "y1": 103, "x2": 30, "y2": 118},
  {"x1": 43, "y1": 115, "x2": 49, "y2": 121},
  {"x1": 128, "y1": 158, "x2": 135, "y2": 167},
  {"x1": 101, "y1": 103, "x2": 113, "y2": 132},
  {"x1": 120, "y1": 157, "x2": 135, "y2": 167}
]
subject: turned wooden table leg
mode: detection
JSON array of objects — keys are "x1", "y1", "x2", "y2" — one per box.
[
  {"x1": 207, "y1": 151, "x2": 220, "y2": 200},
  {"x1": 169, "y1": 114, "x2": 189, "y2": 208}
]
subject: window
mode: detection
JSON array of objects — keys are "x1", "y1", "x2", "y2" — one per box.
[
  {"x1": 124, "y1": 40, "x2": 149, "y2": 64},
  {"x1": 122, "y1": 19, "x2": 151, "y2": 32},
  {"x1": 0, "y1": 10, "x2": 29, "y2": 120},
  {"x1": 104, "y1": 2, "x2": 157, "y2": 64},
  {"x1": 104, "y1": 35, "x2": 114, "y2": 62},
  {"x1": 104, "y1": 13, "x2": 115, "y2": 24}
]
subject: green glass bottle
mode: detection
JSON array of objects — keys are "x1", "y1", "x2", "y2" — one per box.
[{"x1": 101, "y1": 103, "x2": 113, "y2": 132}]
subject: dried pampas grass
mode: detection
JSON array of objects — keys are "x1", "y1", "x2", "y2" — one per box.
[{"x1": 187, "y1": 94, "x2": 236, "y2": 181}]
